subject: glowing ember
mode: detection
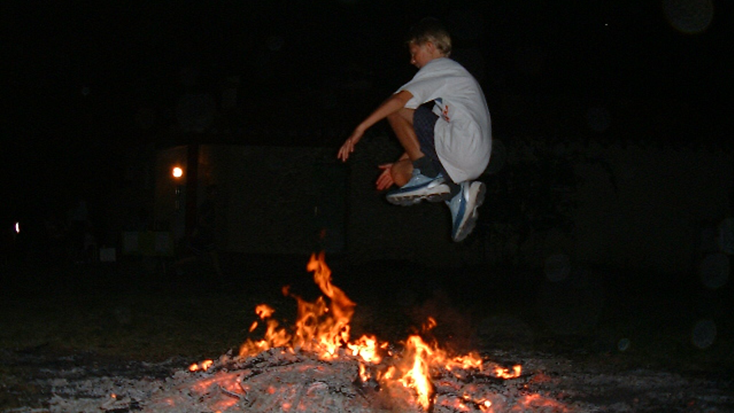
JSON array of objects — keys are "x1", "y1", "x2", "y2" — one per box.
[
  {"x1": 188, "y1": 359, "x2": 213, "y2": 372},
  {"x1": 495, "y1": 364, "x2": 522, "y2": 379}
]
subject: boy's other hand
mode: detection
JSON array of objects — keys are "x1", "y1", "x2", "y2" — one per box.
[
  {"x1": 376, "y1": 163, "x2": 395, "y2": 190},
  {"x1": 337, "y1": 130, "x2": 364, "y2": 162}
]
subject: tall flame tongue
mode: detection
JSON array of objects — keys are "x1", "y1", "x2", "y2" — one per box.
[
  {"x1": 401, "y1": 335, "x2": 436, "y2": 410},
  {"x1": 239, "y1": 252, "x2": 356, "y2": 359},
  {"x1": 300, "y1": 251, "x2": 356, "y2": 358}
]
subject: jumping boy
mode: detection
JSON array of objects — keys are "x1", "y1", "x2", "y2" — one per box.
[{"x1": 337, "y1": 17, "x2": 492, "y2": 242}]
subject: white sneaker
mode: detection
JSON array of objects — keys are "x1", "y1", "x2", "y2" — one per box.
[
  {"x1": 446, "y1": 181, "x2": 486, "y2": 242},
  {"x1": 386, "y1": 169, "x2": 451, "y2": 206}
]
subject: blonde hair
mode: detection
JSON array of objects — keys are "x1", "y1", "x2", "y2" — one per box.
[{"x1": 407, "y1": 17, "x2": 452, "y2": 57}]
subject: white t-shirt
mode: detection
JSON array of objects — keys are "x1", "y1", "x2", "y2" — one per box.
[{"x1": 397, "y1": 57, "x2": 492, "y2": 183}]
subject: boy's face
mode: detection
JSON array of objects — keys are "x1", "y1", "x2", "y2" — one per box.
[{"x1": 409, "y1": 41, "x2": 440, "y2": 69}]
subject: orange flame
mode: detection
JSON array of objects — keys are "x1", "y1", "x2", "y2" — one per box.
[
  {"x1": 399, "y1": 335, "x2": 435, "y2": 410},
  {"x1": 347, "y1": 334, "x2": 383, "y2": 364},
  {"x1": 255, "y1": 304, "x2": 275, "y2": 318},
  {"x1": 239, "y1": 252, "x2": 357, "y2": 360}
]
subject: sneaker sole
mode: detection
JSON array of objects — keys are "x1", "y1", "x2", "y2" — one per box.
[
  {"x1": 386, "y1": 183, "x2": 451, "y2": 206},
  {"x1": 387, "y1": 190, "x2": 452, "y2": 206},
  {"x1": 453, "y1": 182, "x2": 486, "y2": 242}
]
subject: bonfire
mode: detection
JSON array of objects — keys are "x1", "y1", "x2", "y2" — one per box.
[
  {"x1": 143, "y1": 252, "x2": 571, "y2": 413},
  {"x1": 24, "y1": 253, "x2": 732, "y2": 412}
]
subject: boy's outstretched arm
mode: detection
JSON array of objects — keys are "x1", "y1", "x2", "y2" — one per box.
[{"x1": 337, "y1": 91, "x2": 413, "y2": 162}]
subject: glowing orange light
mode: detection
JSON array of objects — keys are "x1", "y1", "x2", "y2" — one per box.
[
  {"x1": 495, "y1": 364, "x2": 522, "y2": 379},
  {"x1": 172, "y1": 166, "x2": 184, "y2": 179},
  {"x1": 248, "y1": 321, "x2": 259, "y2": 332},
  {"x1": 255, "y1": 304, "x2": 275, "y2": 319},
  {"x1": 188, "y1": 359, "x2": 213, "y2": 372}
]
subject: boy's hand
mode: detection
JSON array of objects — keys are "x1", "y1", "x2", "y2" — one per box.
[
  {"x1": 376, "y1": 163, "x2": 395, "y2": 190},
  {"x1": 337, "y1": 129, "x2": 364, "y2": 162}
]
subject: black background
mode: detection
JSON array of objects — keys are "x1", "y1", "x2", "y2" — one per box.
[{"x1": 3, "y1": 0, "x2": 732, "y2": 230}]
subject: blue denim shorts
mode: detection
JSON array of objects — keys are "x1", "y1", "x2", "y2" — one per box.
[{"x1": 413, "y1": 102, "x2": 451, "y2": 181}]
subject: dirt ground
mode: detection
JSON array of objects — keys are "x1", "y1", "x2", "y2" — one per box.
[{"x1": 1, "y1": 253, "x2": 732, "y2": 412}]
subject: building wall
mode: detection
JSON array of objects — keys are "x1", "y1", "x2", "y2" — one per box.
[
  {"x1": 150, "y1": 141, "x2": 733, "y2": 274},
  {"x1": 196, "y1": 145, "x2": 347, "y2": 255}
]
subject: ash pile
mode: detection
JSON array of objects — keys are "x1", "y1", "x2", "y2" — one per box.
[{"x1": 46, "y1": 347, "x2": 566, "y2": 413}]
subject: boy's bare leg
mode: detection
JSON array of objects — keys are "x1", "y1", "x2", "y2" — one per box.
[
  {"x1": 390, "y1": 158, "x2": 413, "y2": 187},
  {"x1": 387, "y1": 107, "x2": 429, "y2": 186},
  {"x1": 387, "y1": 108, "x2": 424, "y2": 161}
]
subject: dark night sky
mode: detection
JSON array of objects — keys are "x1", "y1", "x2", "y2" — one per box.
[{"x1": 2, "y1": 0, "x2": 733, "y2": 220}]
